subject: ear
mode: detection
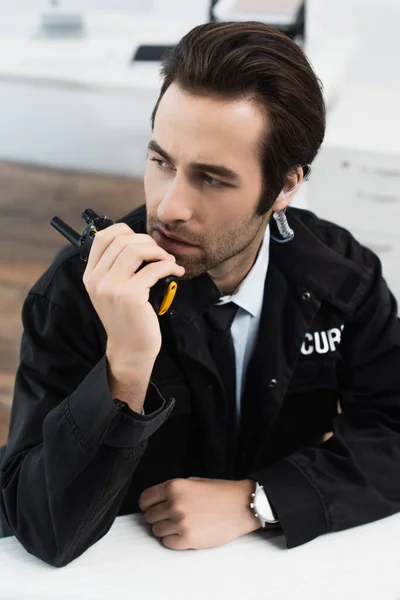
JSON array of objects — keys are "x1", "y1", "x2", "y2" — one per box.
[{"x1": 271, "y1": 166, "x2": 305, "y2": 212}]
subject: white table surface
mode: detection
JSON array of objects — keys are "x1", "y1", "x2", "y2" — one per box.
[{"x1": 1, "y1": 512, "x2": 400, "y2": 600}]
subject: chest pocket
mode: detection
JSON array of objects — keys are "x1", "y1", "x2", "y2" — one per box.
[
  {"x1": 258, "y1": 359, "x2": 339, "y2": 468},
  {"x1": 287, "y1": 358, "x2": 338, "y2": 395}
]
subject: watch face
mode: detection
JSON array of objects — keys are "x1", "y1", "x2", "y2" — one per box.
[{"x1": 254, "y1": 486, "x2": 278, "y2": 523}]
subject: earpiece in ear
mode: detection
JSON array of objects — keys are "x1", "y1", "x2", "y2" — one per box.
[{"x1": 280, "y1": 164, "x2": 312, "y2": 200}]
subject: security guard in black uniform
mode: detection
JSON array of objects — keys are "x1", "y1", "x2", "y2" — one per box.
[{"x1": 1, "y1": 22, "x2": 400, "y2": 566}]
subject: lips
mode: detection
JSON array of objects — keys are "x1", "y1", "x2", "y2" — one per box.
[{"x1": 156, "y1": 228, "x2": 197, "y2": 246}]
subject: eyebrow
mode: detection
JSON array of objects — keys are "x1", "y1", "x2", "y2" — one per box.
[{"x1": 147, "y1": 139, "x2": 240, "y2": 182}]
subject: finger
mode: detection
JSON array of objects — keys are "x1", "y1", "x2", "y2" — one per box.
[
  {"x1": 94, "y1": 233, "x2": 167, "y2": 276},
  {"x1": 162, "y1": 535, "x2": 187, "y2": 550},
  {"x1": 85, "y1": 235, "x2": 132, "y2": 285},
  {"x1": 151, "y1": 519, "x2": 179, "y2": 539},
  {"x1": 126, "y1": 260, "x2": 185, "y2": 295},
  {"x1": 139, "y1": 482, "x2": 169, "y2": 512},
  {"x1": 102, "y1": 243, "x2": 177, "y2": 287},
  {"x1": 85, "y1": 223, "x2": 133, "y2": 274},
  {"x1": 145, "y1": 501, "x2": 172, "y2": 525}
]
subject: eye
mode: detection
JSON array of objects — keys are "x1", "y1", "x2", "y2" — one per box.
[
  {"x1": 202, "y1": 173, "x2": 224, "y2": 187},
  {"x1": 150, "y1": 157, "x2": 174, "y2": 170}
]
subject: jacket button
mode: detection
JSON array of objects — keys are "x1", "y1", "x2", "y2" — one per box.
[
  {"x1": 302, "y1": 291, "x2": 311, "y2": 301},
  {"x1": 269, "y1": 378, "x2": 278, "y2": 388},
  {"x1": 169, "y1": 309, "x2": 177, "y2": 318}
]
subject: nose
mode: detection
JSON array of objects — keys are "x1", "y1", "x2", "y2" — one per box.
[{"x1": 156, "y1": 175, "x2": 193, "y2": 224}]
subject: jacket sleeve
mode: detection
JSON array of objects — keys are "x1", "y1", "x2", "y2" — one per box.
[
  {"x1": 0, "y1": 292, "x2": 173, "y2": 567},
  {"x1": 251, "y1": 252, "x2": 400, "y2": 548}
]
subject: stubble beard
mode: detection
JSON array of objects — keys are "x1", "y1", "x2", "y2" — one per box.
[{"x1": 147, "y1": 209, "x2": 265, "y2": 280}]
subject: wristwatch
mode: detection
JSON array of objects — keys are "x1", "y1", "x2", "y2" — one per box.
[{"x1": 250, "y1": 481, "x2": 280, "y2": 529}]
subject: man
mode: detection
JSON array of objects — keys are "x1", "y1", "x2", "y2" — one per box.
[{"x1": 1, "y1": 21, "x2": 400, "y2": 567}]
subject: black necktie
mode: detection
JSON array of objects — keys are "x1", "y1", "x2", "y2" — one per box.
[
  {"x1": 205, "y1": 302, "x2": 239, "y2": 469},
  {"x1": 206, "y1": 302, "x2": 238, "y2": 337}
]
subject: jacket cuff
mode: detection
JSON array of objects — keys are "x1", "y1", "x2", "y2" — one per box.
[
  {"x1": 250, "y1": 459, "x2": 328, "y2": 548},
  {"x1": 67, "y1": 356, "x2": 174, "y2": 449}
]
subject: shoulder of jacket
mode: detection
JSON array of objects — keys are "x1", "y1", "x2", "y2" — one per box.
[{"x1": 288, "y1": 207, "x2": 379, "y2": 272}]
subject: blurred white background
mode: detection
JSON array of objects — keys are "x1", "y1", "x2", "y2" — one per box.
[{"x1": 0, "y1": 0, "x2": 211, "y2": 177}]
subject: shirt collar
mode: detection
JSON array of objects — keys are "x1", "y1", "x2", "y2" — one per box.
[{"x1": 217, "y1": 225, "x2": 270, "y2": 317}]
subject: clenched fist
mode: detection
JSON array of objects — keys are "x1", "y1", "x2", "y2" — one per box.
[{"x1": 139, "y1": 477, "x2": 261, "y2": 550}]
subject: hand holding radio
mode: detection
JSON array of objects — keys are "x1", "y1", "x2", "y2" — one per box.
[
  {"x1": 50, "y1": 210, "x2": 185, "y2": 401},
  {"x1": 84, "y1": 221, "x2": 184, "y2": 369}
]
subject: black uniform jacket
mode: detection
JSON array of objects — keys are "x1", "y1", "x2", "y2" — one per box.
[{"x1": 1, "y1": 205, "x2": 400, "y2": 567}]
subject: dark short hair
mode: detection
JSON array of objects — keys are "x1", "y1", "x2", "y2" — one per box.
[{"x1": 151, "y1": 21, "x2": 326, "y2": 214}]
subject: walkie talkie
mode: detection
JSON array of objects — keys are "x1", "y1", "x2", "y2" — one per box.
[{"x1": 50, "y1": 209, "x2": 178, "y2": 316}]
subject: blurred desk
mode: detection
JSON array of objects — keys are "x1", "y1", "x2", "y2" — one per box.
[{"x1": 1, "y1": 512, "x2": 400, "y2": 599}]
